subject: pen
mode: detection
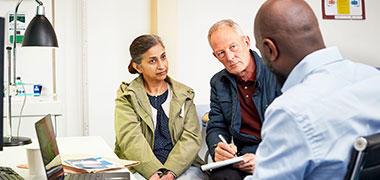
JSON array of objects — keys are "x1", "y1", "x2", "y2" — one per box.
[{"x1": 218, "y1": 134, "x2": 238, "y2": 157}]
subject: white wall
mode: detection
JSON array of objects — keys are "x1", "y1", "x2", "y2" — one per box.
[
  {"x1": 86, "y1": 0, "x2": 150, "y2": 147},
  {"x1": 177, "y1": 0, "x2": 266, "y2": 105},
  {"x1": 54, "y1": 0, "x2": 85, "y2": 137},
  {"x1": 156, "y1": 0, "x2": 178, "y2": 78},
  {"x1": 309, "y1": 1, "x2": 380, "y2": 67},
  {"x1": 176, "y1": 0, "x2": 380, "y2": 106}
]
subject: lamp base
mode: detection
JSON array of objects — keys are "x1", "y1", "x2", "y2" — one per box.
[{"x1": 3, "y1": 136, "x2": 32, "y2": 146}]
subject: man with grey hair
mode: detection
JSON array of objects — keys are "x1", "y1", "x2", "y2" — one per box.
[{"x1": 206, "y1": 19, "x2": 281, "y2": 180}]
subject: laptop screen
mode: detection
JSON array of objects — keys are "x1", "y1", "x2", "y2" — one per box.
[{"x1": 35, "y1": 114, "x2": 65, "y2": 180}]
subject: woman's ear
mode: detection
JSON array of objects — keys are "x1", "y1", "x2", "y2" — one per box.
[
  {"x1": 263, "y1": 38, "x2": 279, "y2": 62},
  {"x1": 132, "y1": 62, "x2": 142, "y2": 74}
]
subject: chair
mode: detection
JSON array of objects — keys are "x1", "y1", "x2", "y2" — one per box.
[
  {"x1": 344, "y1": 132, "x2": 380, "y2": 180},
  {"x1": 201, "y1": 112, "x2": 211, "y2": 163},
  {"x1": 195, "y1": 104, "x2": 212, "y2": 163}
]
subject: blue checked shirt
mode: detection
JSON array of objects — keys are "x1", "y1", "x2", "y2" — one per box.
[{"x1": 245, "y1": 47, "x2": 380, "y2": 180}]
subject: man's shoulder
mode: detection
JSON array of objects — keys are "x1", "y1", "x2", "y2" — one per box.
[{"x1": 210, "y1": 69, "x2": 231, "y2": 84}]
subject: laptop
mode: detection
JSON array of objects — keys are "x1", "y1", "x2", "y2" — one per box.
[{"x1": 35, "y1": 114, "x2": 130, "y2": 180}]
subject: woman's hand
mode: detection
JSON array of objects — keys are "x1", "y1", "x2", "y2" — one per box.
[
  {"x1": 149, "y1": 172, "x2": 161, "y2": 180},
  {"x1": 160, "y1": 173, "x2": 175, "y2": 180}
]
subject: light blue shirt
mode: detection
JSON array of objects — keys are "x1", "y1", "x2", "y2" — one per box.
[{"x1": 245, "y1": 47, "x2": 380, "y2": 180}]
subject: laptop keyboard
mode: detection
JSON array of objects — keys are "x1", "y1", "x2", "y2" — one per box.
[
  {"x1": 65, "y1": 173, "x2": 97, "y2": 180},
  {"x1": 65, "y1": 172, "x2": 130, "y2": 180},
  {"x1": 0, "y1": 166, "x2": 24, "y2": 180}
]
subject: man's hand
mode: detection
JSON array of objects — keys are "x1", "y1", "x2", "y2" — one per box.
[
  {"x1": 232, "y1": 153, "x2": 255, "y2": 173},
  {"x1": 160, "y1": 173, "x2": 175, "y2": 180},
  {"x1": 214, "y1": 142, "x2": 238, "y2": 161},
  {"x1": 149, "y1": 172, "x2": 161, "y2": 180}
]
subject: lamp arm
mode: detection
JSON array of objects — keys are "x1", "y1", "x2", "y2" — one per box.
[
  {"x1": 13, "y1": 0, "x2": 23, "y2": 85},
  {"x1": 7, "y1": 0, "x2": 24, "y2": 140}
]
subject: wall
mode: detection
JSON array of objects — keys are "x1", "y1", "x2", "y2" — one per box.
[
  {"x1": 54, "y1": 0, "x2": 85, "y2": 137},
  {"x1": 177, "y1": 0, "x2": 266, "y2": 105},
  {"x1": 155, "y1": 0, "x2": 178, "y2": 78},
  {"x1": 176, "y1": 0, "x2": 380, "y2": 106},
  {"x1": 309, "y1": 1, "x2": 380, "y2": 67},
  {"x1": 86, "y1": 0, "x2": 150, "y2": 146}
]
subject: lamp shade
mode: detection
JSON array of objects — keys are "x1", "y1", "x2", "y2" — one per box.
[{"x1": 22, "y1": 15, "x2": 58, "y2": 47}]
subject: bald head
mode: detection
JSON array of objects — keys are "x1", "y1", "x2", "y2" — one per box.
[{"x1": 255, "y1": 0, "x2": 325, "y2": 66}]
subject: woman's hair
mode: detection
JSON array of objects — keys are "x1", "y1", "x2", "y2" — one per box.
[
  {"x1": 207, "y1": 19, "x2": 245, "y2": 46},
  {"x1": 128, "y1": 34, "x2": 165, "y2": 74}
]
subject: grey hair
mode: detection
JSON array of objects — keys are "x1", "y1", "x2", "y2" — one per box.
[{"x1": 207, "y1": 19, "x2": 245, "y2": 46}]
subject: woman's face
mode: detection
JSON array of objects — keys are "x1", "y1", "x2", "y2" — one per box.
[{"x1": 135, "y1": 44, "x2": 168, "y2": 82}]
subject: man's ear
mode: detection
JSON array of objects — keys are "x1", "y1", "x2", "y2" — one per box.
[
  {"x1": 243, "y1": 36, "x2": 251, "y2": 47},
  {"x1": 132, "y1": 62, "x2": 142, "y2": 74},
  {"x1": 262, "y1": 38, "x2": 278, "y2": 62}
]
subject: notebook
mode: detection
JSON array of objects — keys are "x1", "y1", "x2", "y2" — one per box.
[
  {"x1": 35, "y1": 114, "x2": 130, "y2": 180},
  {"x1": 201, "y1": 156, "x2": 244, "y2": 171}
]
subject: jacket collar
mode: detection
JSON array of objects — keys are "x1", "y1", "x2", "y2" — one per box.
[
  {"x1": 124, "y1": 74, "x2": 194, "y2": 120},
  {"x1": 220, "y1": 49, "x2": 265, "y2": 89},
  {"x1": 126, "y1": 75, "x2": 152, "y2": 118}
]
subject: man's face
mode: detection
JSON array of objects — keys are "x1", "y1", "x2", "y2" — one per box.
[{"x1": 210, "y1": 26, "x2": 251, "y2": 77}]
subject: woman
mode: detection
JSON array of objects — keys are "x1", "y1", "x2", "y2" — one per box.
[{"x1": 114, "y1": 34, "x2": 207, "y2": 180}]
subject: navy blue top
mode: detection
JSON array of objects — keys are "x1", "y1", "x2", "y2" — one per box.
[
  {"x1": 206, "y1": 50, "x2": 282, "y2": 159},
  {"x1": 147, "y1": 90, "x2": 173, "y2": 164}
]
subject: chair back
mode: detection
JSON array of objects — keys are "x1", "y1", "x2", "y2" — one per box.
[{"x1": 344, "y1": 132, "x2": 380, "y2": 180}]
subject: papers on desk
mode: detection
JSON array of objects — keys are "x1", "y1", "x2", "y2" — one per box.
[
  {"x1": 201, "y1": 156, "x2": 244, "y2": 171},
  {"x1": 46, "y1": 155, "x2": 65, "y2": 175},
  {"x1": 62, "y1": 154, "x2": 139, "y2": 173}
]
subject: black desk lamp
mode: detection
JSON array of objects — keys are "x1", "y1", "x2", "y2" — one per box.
[{"x1": 3, "y1": 0, "x2": 58, "y2": 146}]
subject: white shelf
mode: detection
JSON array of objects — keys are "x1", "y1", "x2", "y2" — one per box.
[{"x1": 3, "y1": 96, "x2": 63, "y2": 117}]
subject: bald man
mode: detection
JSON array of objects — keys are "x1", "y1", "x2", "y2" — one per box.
[{"x1": 246, "y1": 0, "x2": 380, "y2": 179}]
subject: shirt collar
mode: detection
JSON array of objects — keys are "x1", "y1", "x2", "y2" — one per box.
[{"x1": 281, "y1": 46, "x2": 344, "y2": 92}]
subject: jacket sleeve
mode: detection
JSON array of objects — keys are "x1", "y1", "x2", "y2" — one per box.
[
  {"x1": 114, "y1": 87, "x2": 164, "y2": 179},
  {"x1": 163, "y1": 96, "x2": 202, "y2": 176},
  {"x1": 206, "y1": 77, "x2": 230, "y2": 160}
]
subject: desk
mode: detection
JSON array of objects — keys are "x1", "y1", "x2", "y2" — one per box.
[{"x1": 0, "y1": 136, "x2": 136, "y2": 180}]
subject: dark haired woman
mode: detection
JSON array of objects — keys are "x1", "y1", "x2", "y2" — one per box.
[{"x1": 114, "y1": 34, "x2": 207, "y2": 180}]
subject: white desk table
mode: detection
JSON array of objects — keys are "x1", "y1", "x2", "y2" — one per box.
[{"x1": 0, "y1": 136, "x2": 136, "y2": 180}]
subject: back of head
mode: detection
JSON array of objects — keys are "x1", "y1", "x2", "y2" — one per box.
[
  {"x1": 254, "y1": 0, "x2": 325, "y2": 63},
  {"x1": 128, "y1": 34, "x2": 164, "y2": 74}
]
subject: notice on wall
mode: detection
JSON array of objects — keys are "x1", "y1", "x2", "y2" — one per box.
[
  {"x1": 322, "y1": 0, "x2": 365, "y2": 20},
  {"x1": 8, "y1": 13, "x2": 26, "y2": 43}
]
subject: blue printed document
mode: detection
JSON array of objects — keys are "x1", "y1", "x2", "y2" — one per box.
[{"x1": 64, "y1": 157, "x2": 124, "y2": 173}]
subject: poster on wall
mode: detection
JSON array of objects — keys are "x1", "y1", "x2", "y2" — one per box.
[
  {"x1": 8, "y1": 13, "x2": 26, "y2": 43},
  {"x1": 322, "y1": 0, "x2": 365, "y2": 20}
]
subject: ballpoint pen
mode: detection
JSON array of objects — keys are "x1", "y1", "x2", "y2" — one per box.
[{"x1": 218, "y1": 134, "x2": 238, "y2": 157}]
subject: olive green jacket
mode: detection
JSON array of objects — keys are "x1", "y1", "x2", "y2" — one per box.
[{"x1": 114, "y1": 75, "x2": 204, "y2": 179}]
